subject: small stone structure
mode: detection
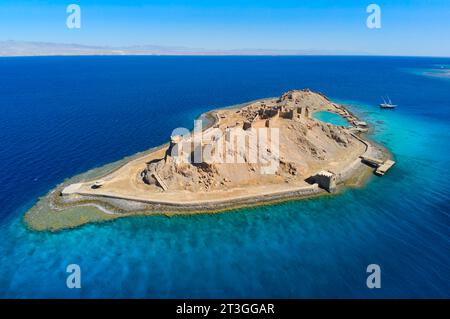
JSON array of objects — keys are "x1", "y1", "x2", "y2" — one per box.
[
  {"x1": 312, "y1": 170, "x2": 337, "y2": 192},
  {"x1": 292, "y1": 106, "x2": 310, "y2": 121},
  {"x1": 165, "y1": 135, "x2": 182, "y2": 160}
]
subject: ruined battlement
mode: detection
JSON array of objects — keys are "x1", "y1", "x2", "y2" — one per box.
[{"x1": 311, "y1": 170, "x2": 337, "y2": 192}]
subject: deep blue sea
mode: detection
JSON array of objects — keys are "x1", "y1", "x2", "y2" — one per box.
[{"x1": 0, "y1": 56, "x2": 449, "y2": 298}]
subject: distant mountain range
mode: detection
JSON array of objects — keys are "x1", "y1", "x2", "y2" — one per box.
[{"x1": 0, "y1": 41, "x2": 367, "y2": 56}]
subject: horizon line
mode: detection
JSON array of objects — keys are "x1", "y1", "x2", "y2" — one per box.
[
  {"x1": 1, "y1": 54, "x2": 450, "y2": 58},
  {"x1": 1, "y1": 40, "x2": 449, "y2": 58}
]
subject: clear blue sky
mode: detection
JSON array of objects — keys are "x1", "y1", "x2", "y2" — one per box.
[{"x1": 1, "y1": 0, "x2": 449, "y2": 56}]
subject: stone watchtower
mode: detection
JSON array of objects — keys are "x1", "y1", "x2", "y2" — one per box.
[
  {"x1": 165, "y1": 135, "x2": 183, "y2": 161},
  {"x1": 293, "y1": 106, "x2": 311, "y2": 122},
  {"x1": 313, "y1": 170, "x2": 337, "y2": 192}
]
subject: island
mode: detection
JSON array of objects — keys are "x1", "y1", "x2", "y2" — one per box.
[{"x1": 24, "y1": 89, "x2": 394, "y2": 231}]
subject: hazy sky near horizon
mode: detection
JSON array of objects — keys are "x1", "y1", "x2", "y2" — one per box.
[{"x1": 1, "y1": 0, "x2": 449, "y2": 56}]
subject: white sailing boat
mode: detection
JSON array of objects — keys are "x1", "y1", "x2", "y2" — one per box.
[{"x1": 380, "y1": 96, "x2": 397, "y2": 109}]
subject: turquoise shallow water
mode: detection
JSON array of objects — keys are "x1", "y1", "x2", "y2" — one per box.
[
  {"x1": 0, "y1": 56, "x2": 449, "y2": 298},
  {"x1": 313, "y1": 111, "x2": 350, "y2": 127}
]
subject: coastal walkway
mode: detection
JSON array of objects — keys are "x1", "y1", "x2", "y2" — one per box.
[{"x1": 62, "y1": 183, "x2": 321, "y2": 210}]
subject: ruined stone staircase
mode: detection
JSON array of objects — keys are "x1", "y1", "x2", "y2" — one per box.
[{"x1": 152, "y1": 173, "x2": 169, "y2": 191}]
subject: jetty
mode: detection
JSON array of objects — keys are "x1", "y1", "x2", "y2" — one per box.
[
  {"x1": 360, "y1": 156, "x2": 395, "y2": 176},
  {"x1": 375, "y1": 160, "x2": 395, "y2": 176}
]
